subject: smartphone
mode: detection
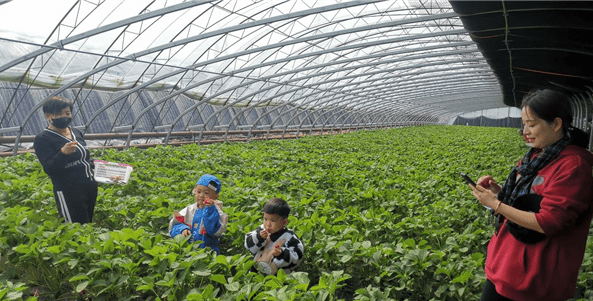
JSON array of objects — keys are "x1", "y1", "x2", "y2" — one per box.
[
  {"x1": 460, "y1": 172, "x2": 476, "y2": 186},
  {"x1": 460, "y1": 172, "x2": 492, "y2": 211}
]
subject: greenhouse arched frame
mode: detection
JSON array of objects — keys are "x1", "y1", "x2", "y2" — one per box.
[{"x1": 1, "y1": 0, "x2": 592, "y2": 156}]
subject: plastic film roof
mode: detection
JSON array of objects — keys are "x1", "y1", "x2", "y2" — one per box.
[
  {"x1": 0, "y1": 0, "x2": 505, "y2": 140},
  {"x1": 450, "y1": 1, "x2": 593, "y2": 107}
]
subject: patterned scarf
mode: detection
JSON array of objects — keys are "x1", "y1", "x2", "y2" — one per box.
[{"x1": 495, "y1": 135, "x2": 571, "y2": 234}]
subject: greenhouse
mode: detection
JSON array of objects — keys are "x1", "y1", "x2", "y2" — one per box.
[
  {"x1": 1, "y1": 1, "x2": 593, "y2": 300},
  {"x1": 1, "y1": 0, "x2": 592, "y2": 154}
]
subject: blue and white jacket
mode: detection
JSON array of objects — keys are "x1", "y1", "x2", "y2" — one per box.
[{"x1": 169, "y1": 201, "x2": 226, "y2": 254}]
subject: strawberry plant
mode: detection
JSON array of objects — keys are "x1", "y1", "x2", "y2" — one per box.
[{"x1": 1, "y1": 125, "x2": 592, "y2": 300}]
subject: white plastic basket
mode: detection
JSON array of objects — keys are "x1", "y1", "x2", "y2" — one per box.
[{"x1": 93, "y1": 160, "x2": 134, "y2": 185}]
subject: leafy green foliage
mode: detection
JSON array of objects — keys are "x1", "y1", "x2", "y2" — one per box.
[{"x1": 1, "y1": 126, "x2": 591, "y2": 300}]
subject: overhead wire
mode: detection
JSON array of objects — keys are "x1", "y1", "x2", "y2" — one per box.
[{"x1": 501, "y1": 0, "x2": 519, "y2": 106}]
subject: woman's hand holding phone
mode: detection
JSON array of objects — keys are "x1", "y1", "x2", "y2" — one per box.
[
  {"x1": 461, "y1": 173, "x2": 501, "y2": 195},
  {"x1": 460, "y1": 172, "x2": 476, "y2": 186},
  {"x1": 477, "y1": 175, "x2": 502, "y2": 195},
  {"x1": 462, "y1": 172, "x2": 499, "y2": 212}
]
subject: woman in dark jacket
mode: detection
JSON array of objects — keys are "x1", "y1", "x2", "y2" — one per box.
[{"x1": 33, "y1": 96, "x2": 97, "y2": 223}]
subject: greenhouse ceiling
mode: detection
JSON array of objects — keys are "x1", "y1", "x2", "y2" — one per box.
[{"x1": 0, "y1": 0, "x2": 592, "y2": 149}]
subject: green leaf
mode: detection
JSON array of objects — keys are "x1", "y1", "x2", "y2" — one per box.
[
  {"x1": 403, "y1": 238, "x2": 415, "y2": 248},
  {"x1": 452, "y1": 270, "x2": 471, "y2": 284},
  {"x1": 225, "y1": 282, "x2": 241, "y2": 292},
  {"x1": 69, "y1": 274, "x2": 90, "y2": 282},
  {"x1": 215, "y1": 255, "x2": 228, "y2": 265},
  {"x1": 75, "y1": 281, "x2": 90, "y2": 293},
  {"x1": 47, "y1": 245, "x2": 61, "y2": 254},
  {"x1": 136, "y1": 283, "x2": 154, "y2": 292},
  {"x1": 435, "y1": 267, "x2": 450, "y2": 276},
  {"x1": 209, "y1": 274, "x2": 227, "y2": 285},
  {"x1": 340, "y1": 254, "x2": 352, "y2": 263},
  {"x1": 184, "y1": 288, "x2": 204, "y2": 300}
]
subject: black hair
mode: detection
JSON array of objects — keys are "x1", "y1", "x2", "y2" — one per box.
[
  {"x1": 42, "y1": 96, "x2": 73, "y2": 115},
  {"x1": 521, "y1": 89, "x2": 590, "y2": 149},
  {"x1": 263, "y1": 198, "x2": 290, "y2": 219}
]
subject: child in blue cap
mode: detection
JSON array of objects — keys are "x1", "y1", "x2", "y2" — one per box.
[{"x1": 169, "y1": 174, "x2": 227, "y2": 254}]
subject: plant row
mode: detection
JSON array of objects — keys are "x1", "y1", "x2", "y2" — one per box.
[{"x1": 2, "y1": 125, "x2": 592, "y2": 300}]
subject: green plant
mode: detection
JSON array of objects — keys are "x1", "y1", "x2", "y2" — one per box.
[{"x1": 3, "y1": 126, "x2": 579, "y2": 300}]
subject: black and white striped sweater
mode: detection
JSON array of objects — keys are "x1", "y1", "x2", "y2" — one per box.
[{"x1": 244, "y1": 225, "x2": 304, "y2": 274}]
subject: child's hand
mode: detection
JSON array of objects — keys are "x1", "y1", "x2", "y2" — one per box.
[
  {"x1": 272, "y1": 244, "x2": 282, "y2": 257},
  {"x1": 182, "y1": 229, "x2": 191, "y2": 237},
  {"x1": 260, "y1": 229, "x2": 269, "y2": 240}
]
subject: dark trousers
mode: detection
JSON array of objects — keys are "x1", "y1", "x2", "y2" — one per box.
[
  {"x1": 53, "y1": 182, "x2": 97, "y2": 224},
  {"x1": 480, "y1": 279, "x2": 515, "y2": 301}
]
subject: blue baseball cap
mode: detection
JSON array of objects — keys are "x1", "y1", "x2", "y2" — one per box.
[{"x1": 195, "y1": 174, "x2": 221, "y2": 193}]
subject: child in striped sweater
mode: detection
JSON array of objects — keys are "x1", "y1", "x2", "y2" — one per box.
[{"x1": 244, "y1": 198, "x2": 304, "y2": 274}]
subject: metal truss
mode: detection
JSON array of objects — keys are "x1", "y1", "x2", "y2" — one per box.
[{"x1": 0, "y1": 0, "x2": 516, "y2": 154}]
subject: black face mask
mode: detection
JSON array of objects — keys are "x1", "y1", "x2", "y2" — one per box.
[{"x1": 51, "y1": 117, "x2": 72, "y2": 129}]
